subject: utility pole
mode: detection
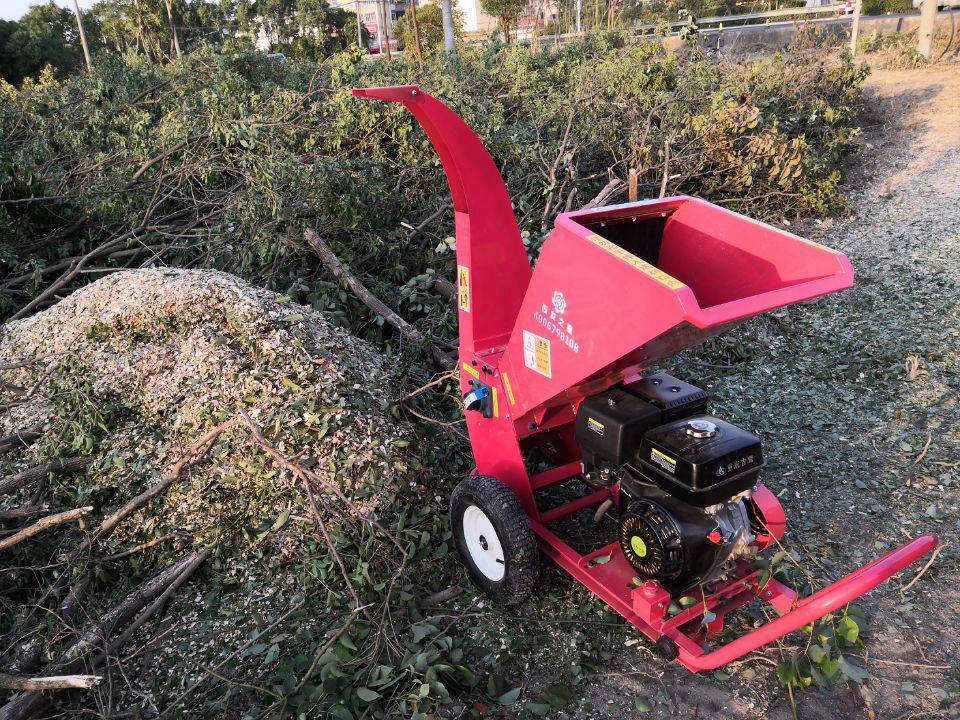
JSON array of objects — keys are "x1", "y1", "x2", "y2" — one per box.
[
  {"x1": 69, "y1": 0, "x2": 92, "y2": 71},
  {"x1": 441, "y1": 0, "x2": 456, "y2": 56},
  {"x1": 849, "y1": 0, "x2": 861, "y2": 55},
  {"x1": 917, "y1": 0, "x2": 937, "y2": 59}
]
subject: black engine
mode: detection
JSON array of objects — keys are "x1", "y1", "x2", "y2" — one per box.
[{"x1": 574, "y1": 372, "x2": 765, "y2": 592}]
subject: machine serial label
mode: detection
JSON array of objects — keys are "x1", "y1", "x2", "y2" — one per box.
[
  {"x1": 457, "y1": 265, "x2": 470, "y2": 312},
  {"x1": 523, "y1": 330, "x2": 552, "y2": 378},
  {"x1": 587, "y1": 418, "x2": 605, "y2": 435},
  {"x1": 650, "y1": 448, "x2": 677, "y2": 474},
  {"x1": 585, "y1": 233, "x2": 686, "y2": 290}
]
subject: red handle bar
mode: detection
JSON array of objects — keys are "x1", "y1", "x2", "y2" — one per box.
[{"x1": 677, "y1": 534, "x2": 938, "y2": 671}]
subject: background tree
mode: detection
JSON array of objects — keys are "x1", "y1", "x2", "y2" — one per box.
[
  {"x1": 480, "y1": 0, "x2": 525, "y2": 42},
  {"x1": 0, "y1": 2, "x2": 89, "y2": 84},
  {"x1": 393, "y1": 2, "x2": 461, "y2": 53}
]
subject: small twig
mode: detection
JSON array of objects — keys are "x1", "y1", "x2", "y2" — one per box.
[
  {"x1": 913, "y1": 435, "x2": 932, "y2": 464},
  {"x1": 0, "y1": 507, "x2": 92, "y2": 551},
  {"x1": 899, "y1": 542, "x2": 946, "y2": 598},
  {"x1": 96, "y1": 534, "x2": 175, "y2": 562},
  {"x1": 86, "y1": 418, "x2": 237, "y2": 547},
  {"x1": 401, "y1": 369, "x2": 457, "y2": 402}
]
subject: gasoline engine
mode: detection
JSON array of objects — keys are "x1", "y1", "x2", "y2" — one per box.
[{"x1": 575, "y1": 373, "x2": 764, "y2": 592}]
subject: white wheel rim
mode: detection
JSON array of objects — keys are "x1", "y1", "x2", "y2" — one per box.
[{"x1": 462, "y1": 505, "x2": 506, "y2": 581}]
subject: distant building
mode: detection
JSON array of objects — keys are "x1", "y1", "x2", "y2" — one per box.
[{"x1": 329, "y1": 0, "x2": 407, "y2": 51}]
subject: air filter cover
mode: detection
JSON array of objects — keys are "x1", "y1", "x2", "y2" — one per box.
[{"x1": 626, "y1": 372, "x2": 708, "y2": 422}]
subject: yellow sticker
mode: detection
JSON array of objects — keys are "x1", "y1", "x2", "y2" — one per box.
[
  {"x1": 587, "y1": 417, "x2": 605, "y2": 435},
  {"x1": 522, "y1": 330, "x2": 551, "y2": 378},
  {"x1": 462, "y1": 362, "x2": 480, "y2": 379},
  {"x1": 491, "y1": 387, "x2": 499, "y2": 417},
  {"x1": 457, "y1": 265, "x2": 470, "y2": 312},
  {"x1": 501, "y1": 372, "x2": 516, "y2": 406},
  {"x1": 585, "y1": 233, "x2": 686, "y2": 290},
  {"x1": 650, "y1": 447, "x2": 677, "y2": 474}
]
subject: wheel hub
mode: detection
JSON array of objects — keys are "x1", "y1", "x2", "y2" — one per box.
[{"x1": 462, "y1": 505, "x2": 505, "y2": 581}]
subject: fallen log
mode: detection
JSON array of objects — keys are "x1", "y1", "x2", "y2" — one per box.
[
  {"x1": 0, "y1": 507, "x2": 92, "y2": 552},
  {"x1": 0, "y1": 457, "x2": 91, "y2": 498},
  {"x1": 305, "y1": 228, "x2": 453, "y2": 370},
  {"x1": 0, "y1": 426, "x2": 45, "y2": 458}
]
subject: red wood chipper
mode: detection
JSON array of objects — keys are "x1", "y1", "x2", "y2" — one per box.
[{"x1": 354, "y1": 85, "x2": 937, "y2": 671}]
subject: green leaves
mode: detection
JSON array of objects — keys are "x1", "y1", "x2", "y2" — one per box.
[{"x1": 777, "y1": 607, "x2": 870, "y2": 693}]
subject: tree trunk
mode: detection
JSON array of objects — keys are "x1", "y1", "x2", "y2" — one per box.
[
  {"x1": 164, "y1": 0, "x2": 183, "y2": 58},
  {"x1": 382, "y1": 0, "x2": 393, "y2": 59},
  {"x1": 408, "y1": 0, "x2": 424, "y2": 69},
  {"x1": 68, "y1": 0, "x2": 92, "y2": 71},
  {"x1": 440, "y1": 0, "x2": 456, "y2": 56}
]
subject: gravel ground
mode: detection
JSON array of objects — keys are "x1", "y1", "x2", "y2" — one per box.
[{"x1": 556, "y1": 62, "x2": 960, "y2": 720}]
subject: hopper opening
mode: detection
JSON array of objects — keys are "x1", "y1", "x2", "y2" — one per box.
[{"x1": 577, "y1": 199, "x2": 844, "y2": 311}]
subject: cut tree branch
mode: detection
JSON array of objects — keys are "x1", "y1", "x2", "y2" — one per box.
[
  {"x1": 0, "y1": 457, "x2": 91, "y2": 497},
  {"x1": 0, "y1": 674, "x2": 101, "y2": 691},
  {"x1": 305, "y1": 228, "x2": 453, "y2": 369},
  {"x1": 0, "y1": 507, "x2": 92, "y2": 551},
  {"x1": 0, "y1": 553, "x2": 209, "y2": 720},
  {"x1": 0, "y1": 425, "x2": 45, "y2": 457}
]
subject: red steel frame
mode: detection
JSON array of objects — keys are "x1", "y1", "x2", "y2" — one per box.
[{"x1": 354, "y1": 85, "x2": 938, "y2": 671}]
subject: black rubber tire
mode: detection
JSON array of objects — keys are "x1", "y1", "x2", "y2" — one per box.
[{"x1": 450, "y1": 474, "x2": 539, "y2": 606}]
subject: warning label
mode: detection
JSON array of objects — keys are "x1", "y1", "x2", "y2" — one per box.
[
  {"x1": 457, "y1": 265, "x2": 470, "y2": 312},
  {"x1": 523, "y1": 330, "x2": 551, "y2": 378}
]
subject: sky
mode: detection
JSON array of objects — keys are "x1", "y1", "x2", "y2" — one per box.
[{"x1": 1, "y1": 0, "x2": 96, "y2": 22}]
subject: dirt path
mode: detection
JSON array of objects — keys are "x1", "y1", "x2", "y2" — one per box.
[{"x1": 565, "y1": 63, "x2": 960, "y2": 720}]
